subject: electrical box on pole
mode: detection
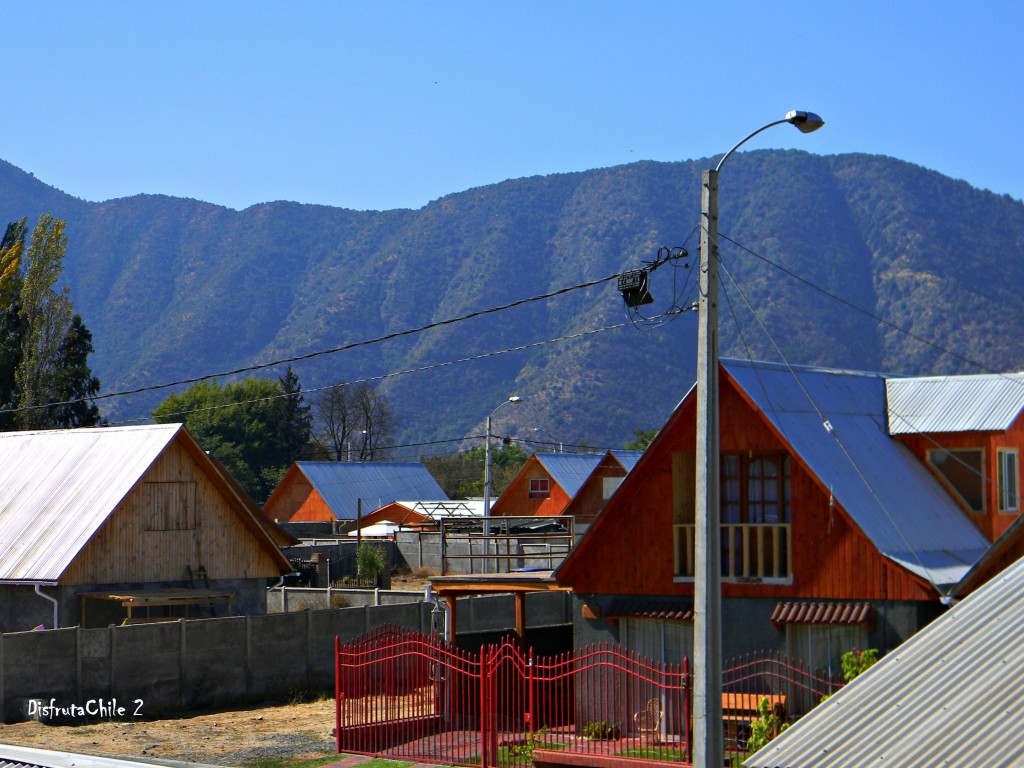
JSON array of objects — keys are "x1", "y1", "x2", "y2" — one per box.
[{"x1": 617, "y1": 269, "x2": 654, "y2": 307}]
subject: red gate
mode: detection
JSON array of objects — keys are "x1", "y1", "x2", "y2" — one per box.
[{"x1": 335, "y1": 626, "x2": 690, "y2": 767}]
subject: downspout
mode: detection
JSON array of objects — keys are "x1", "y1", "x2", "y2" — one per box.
[{"x1": 34, "y1": 584, "x2": 58, "y2": 629}]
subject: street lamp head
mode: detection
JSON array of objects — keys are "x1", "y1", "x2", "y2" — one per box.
[
  {"x1": 508, "y1": 396, "x2": 522, "y2": 404},
  {"x1": 785, "y1": 110, "x2": 825, "y2": 134}
]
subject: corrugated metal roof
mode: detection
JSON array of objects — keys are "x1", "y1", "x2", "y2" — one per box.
[
  {"x1": 769, "y1": 601, "x2": 872, "y2": 626},
  {"x1": 0, "y1": 744, "x2": 179, "y2": 768},
  {"x1": 887, "y1": 372, "x2": 1024, "y2": 434},
  {"x1": 296, "y1": 462, "x2": 447, "y2": 521},
  {"x1": 610, "y1": 449, "x2": 644, "y2": 472},
  {"x1": 534, "y1": 453, "x2": 605, "y2": 497},
  {"x1": 724, "y1": 359, "x2": 988, "y2": 588},
  {"x1": 746, "y1": 554, "x2": 1024, "y2": 767},
  {"x1": 0, "y1": 424, "x2": 181, "y2": 582}
]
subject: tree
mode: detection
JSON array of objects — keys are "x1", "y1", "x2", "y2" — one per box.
[
  {"x1": 625, "y1": 427, "x2": 658, "y2": 451},
  {"x1": 0, "y1": 216, "x2": 101, "y2": 430},
  {"x1": 311, "y1": 382, "x2": 395, "y2": 461},
  {"x1": 423, "y1": 443, "x2": 530, "y2": 499},
  {"x1": 152, "y1": 373, "x2": 312, "y2": 502}
]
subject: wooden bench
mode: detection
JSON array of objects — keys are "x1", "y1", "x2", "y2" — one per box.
[{"x1": 722, "y1": 693, "x2": 787, "y2": 749}]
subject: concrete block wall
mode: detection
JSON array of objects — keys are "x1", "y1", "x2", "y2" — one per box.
[{"x1": 0, "y1": 591, "x2": 573, "y2": 723}]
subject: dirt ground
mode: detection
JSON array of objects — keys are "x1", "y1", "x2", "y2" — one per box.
[{"x1": 0, "y1": 698, "x2": 341, "y2": 766}]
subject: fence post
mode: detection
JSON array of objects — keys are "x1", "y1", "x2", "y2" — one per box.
[
  {"x1": 334, "y1": 636, "x2": 342, "y2": 754},
  {"x1": 526, "y1": 650, "x2": 535, "y2": 731}
]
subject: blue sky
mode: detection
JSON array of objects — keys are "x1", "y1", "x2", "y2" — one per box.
[{"x1": 4, "y1": 2, "x2": 1022, "y2": 212}]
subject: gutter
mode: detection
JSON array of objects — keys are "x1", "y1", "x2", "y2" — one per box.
[{"x1": 34, "y1": 584, "x2": 58, "y2": 629}]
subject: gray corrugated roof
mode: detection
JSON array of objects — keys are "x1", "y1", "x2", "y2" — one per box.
[
  {"x1": 887, "y1": 372, "x2": 1024, "y2": 434},
  {"x1": 724, "y1": 359, "x2": 988, "y2": 588},
  {"x1": 745, "y1": 553, "x2": 1024, "y2": 767},
  {"x1": 534, "y1": 453, "x2": 605, "y2": 497},
  {"x1": 0, "y1": 744, "x2": 202, "y2": 768},
  {"x1": 0, "y1": 424, "x2": 182, "y2": 583},
  {"x1": 296, "y1": 462, "x2": 447, "y2": 521}
]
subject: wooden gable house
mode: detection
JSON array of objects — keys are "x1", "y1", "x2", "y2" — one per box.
[
  {"x1": 263, "y1": 461, "x2": 447, "y2": 526},
  {"x1": 0, "y1": 424, "x2": 292, "y2": 631},
  {"x1": 558, "y1": 449, "x2": 644, "y2": 526},
  {"x1": 556, "y1": 359, "x2": 993, "y2": 670}
]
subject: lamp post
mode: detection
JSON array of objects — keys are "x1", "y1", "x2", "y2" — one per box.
[
  {"x1": 693, "y1": 110, "x2": 824, "y2": 768},
  {"x1": 484, "y1": 395, "x2": 522, "y2": 530}
]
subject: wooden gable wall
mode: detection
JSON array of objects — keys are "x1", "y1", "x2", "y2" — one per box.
[
  {"x1": 565, "y1": 455, "x2": 628, "y2": 524},
  {"x1": 62, "y1": 438, "x2": 283, "y2": 586},
  {"x1": 490, "y1": 456, "x2": 572, "y2": 517},
  {"x1": 264, "y1": 467, "x2": 334, "y2": 523},
  {"x1": 559, "y1": 372, "x2": 935, "y2": 601}
]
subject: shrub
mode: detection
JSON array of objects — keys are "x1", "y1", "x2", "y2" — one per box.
[
  {"x1": 582, "y1": 720, "x2": 617, "y2": 740},
  {"x1": 747, "y1": 697, "x2": 788, "y2": 754}
]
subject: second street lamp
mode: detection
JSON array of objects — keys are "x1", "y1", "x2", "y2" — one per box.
[{"x1": 692, "y1": 110, "x2": 824, "y2": 768}]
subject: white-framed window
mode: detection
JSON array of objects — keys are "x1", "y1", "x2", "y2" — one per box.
[
  {"x1": 927, "y1": 448, "x2": 984, "y2": 513},
  {"x1": 529, "y1": 477, "x2": 550, "y2": 499},
  {"x1": 998, "y1": 449, "x2": 1019, "y2": 513}
]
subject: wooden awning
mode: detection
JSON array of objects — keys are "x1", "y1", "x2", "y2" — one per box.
[
  {"x1": 430, "y1": 570, "x2": 569, "y2": 645},
  {"x1": 79, "y1": 588, "x2": 234, "y2": 626}
]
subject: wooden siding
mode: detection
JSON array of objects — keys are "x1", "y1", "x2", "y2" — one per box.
[
  {"x1": 559, "y1": 373, "x2": 936, "y2": 601},
  {"x1": 62, "y1": 440, "x2": 282, "y2": 585},
  {"x1": 490, "y1": 456, "x2": 572, "y2": 517},
  {"x1": 263, "y1": 468, "x2": 334, "y2": 523},
  {"x1": 562, "y1": 456, "x2": 628, "y2": 524},
  {"x1": 897, "y1": 420, "x2": 1024, "y2": 541}
]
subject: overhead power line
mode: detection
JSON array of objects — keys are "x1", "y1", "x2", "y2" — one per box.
[{"x1": 0, "y1": 269, "x2": 623, "y2": 418}]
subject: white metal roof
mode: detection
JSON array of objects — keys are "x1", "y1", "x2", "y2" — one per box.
[
  {"x1": 887, "y1": 372, "x2": 1024, "y2": 434},
  {"x1": 0, "y1": 424, "x2": 182, "y2": 583},
  {"x1": 724, "y1": 359, "x2": 989, "y2": 588},
  {"x1": 745, "y1": 552, "x2": 1024, "y2": 767}
]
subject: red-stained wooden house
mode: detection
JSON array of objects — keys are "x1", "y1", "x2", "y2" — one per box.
[
  {"x1": 489, "y1": 450, "x2": 643, "y2": 522},
  {"x1": 555, "y1": 359, "x2": 1019, "y2": 672}
]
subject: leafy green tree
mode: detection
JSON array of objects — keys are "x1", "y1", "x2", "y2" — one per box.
[
  {"x1": 152, "y1": 373, "x2": 312, "y2": 502},
  {"x1": 0, "y1": 216, "x2": 100, "y2": 430},
  {"x1": 625, "y1": 427, "x2": 658, "y2": 451},
  {"x1": 423, "y1": 443, "x2": 530, "y2": 499}
]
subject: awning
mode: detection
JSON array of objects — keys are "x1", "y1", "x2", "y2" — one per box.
[
  {"x1": 770, "y1": 601, "x2": 872, "y2": 626},
  {"x1": 605, "y1": 598, "x2": 694, "y2": 621}
]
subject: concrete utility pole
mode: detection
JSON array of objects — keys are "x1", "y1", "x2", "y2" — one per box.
[
  {"x1": 692, "y1": 111, "x2": 824, "y2": 768},
  {"x1": 483, "y1": 396, "x2": 522, "y2": 571}
]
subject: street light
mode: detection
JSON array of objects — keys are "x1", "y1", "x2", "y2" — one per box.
[
  {"x1": 692, "y1": 110, "x2": 824, "y2": 768},
  {"x1": 485, "y1": 397, "x2": 524, "y2": 573}
]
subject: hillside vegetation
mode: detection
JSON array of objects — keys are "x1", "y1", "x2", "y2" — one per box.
[{"x1": 0, "y1": 151, "x2": 1021, "y2": 454}]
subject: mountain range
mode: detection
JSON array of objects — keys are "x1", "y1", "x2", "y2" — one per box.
[{"x1": 0, "y1": 150, "x2": 1022, "y2": 456}]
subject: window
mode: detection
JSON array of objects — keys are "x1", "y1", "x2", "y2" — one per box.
[
  {"x1": 928, "y1": 449, "x2": 984, "y2": 513},
  {"x1": 720, "y1": 453, "x2": 791, "y2": 580},
  {"x1": 602, "y1": 476, "x2": 624, "y2": 500},
  {"x1": 529, "y1": 477, "x2": 550, "y2": 499},
  {"x1": 999, "y1": 449, "x2": 1019, "y2": 513}
]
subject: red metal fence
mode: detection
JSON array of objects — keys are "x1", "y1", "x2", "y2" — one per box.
[{"x1": 335, "y1": 626, "x2": 841, "y2": 767}]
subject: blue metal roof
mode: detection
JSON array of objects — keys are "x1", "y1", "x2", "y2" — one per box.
[
  {"x1": 296, "y1": 462, "x2": 447, "y2": 521},
  {"x1": 724, "y1": 359, "x2": 989, "y2": 589},
  {"x1": 610, "y1": 449, "x2": 644, "y2": 472},
  {"x1": 534, "y1": 454, "x2": 605, "y2": 498}
]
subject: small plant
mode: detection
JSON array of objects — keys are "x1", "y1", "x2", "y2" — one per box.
[
  {"x1": 841, "y1": 648, "x2": 879, "y2": 682},
  {"x1": 357, "y1": 543, "x2": 386, "y2": 583},
  {"x1": 413, "y1": 566, "x2": 435, "y2": 579},
  {"x1": 330, "y1": 593, "x2": 351, "y2": 609},
  {"x1": 746, "y1": 696, "x2": 788, "y2": 754},
  {"x1": 582, "y1": 720, "x2": 617, "y2": 740},
  {"x1": 507, "y1": 727, "x2": 548, "y2": 762}
]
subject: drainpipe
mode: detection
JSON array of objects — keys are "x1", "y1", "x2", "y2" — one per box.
[{"x1": 34, "y1": 584, "x2": 58, "y2": 629}]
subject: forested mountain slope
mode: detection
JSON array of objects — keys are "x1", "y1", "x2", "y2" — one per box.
[{"x1": 0, "y1": 151, "x2": 1020, "y2": 454}]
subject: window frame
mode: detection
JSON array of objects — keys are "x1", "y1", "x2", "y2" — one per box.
[
  {"x1": 998, "y1": 448, "x2": 1019, "y2": 514},
  {"x1": 926, "y1": 448, "x2": 985, "y2": 514},
  {"x1": 528, "y1": 477, "x2": 550, "y2": 499}
]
